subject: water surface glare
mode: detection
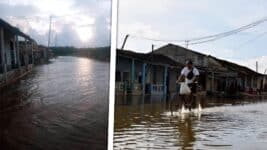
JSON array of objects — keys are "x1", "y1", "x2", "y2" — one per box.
[
  {"x1": 0, "y1": 57, "x2": 109, "y2": 150},
  {"x1": 114, "y1": 97, "x2": 267, "y2": 150}
]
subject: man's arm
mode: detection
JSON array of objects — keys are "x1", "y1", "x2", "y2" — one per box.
[
  {"x1": 177, "y1": 74, "x2": 185, "y2": 83},
  {"x1": 192, "y1": 75, "x2": 199, "y2": 83},
  {"x1": 192, "y1": 68, "x2": 200, "y2": 83},
  {"x1": 177, "y1": 67, "x2": 186, "y2": 83}
]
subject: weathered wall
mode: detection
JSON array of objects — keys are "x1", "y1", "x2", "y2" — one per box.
[
  {"x1": 116, "y1": 57, "x2": 131, "y2": 81},
  {"x1": 168, "y1": 68, "x2": 179, "y2": 93},
  {"x1": 3, "y1": 29, "x2": 15, "y2": 70},
  {"x1": 154, "y1": 66, "x2": 164, "y2": 84},
  {"x1": 116, "y1": 57, "x2": 143, "y2": 83}
]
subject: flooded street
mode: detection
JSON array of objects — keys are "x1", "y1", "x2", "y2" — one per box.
[
  {"x1": 0, "y1": 57, "x2": 109, "y2": 150},
  {"x1": 114, "y1": 96, "x2": 267, "y2": 150}
]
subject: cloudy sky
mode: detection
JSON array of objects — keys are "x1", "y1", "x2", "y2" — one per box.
[
  {"x1": 117, "y1": 0, "x2": 267, "y2": 74},
  {"x1": 0, "y1": 0, "x2": 111, "y2": 48}
]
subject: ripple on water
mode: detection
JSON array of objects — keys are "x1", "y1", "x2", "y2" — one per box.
[
  {"x1": 1, "y1": 57, "x2": 109, "y2": 150},
  {"x1": 114, "y1": 101, "x2": 267, "y2": 150}
]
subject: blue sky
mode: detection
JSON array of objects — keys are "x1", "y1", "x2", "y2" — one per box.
[{"x1": 117, "y1": 0, "x2": 267, "y2": 73}]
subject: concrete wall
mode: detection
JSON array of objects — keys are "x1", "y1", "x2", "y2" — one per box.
[
  {"x1": 154, "y1": 66, "x2": 164, "y2": 84},
  {"x1": 168, "y1": 68, "x2": 179, "y2": 93},
  {"x1": 116, "y1": 57, "x2": 131, "y2": 81},
  {"x1": 116, "y1": 57, "x2": 145, "y2": 83},
  {"x1": 3, "y1": 29, "x2": 15, "y2": 70}
]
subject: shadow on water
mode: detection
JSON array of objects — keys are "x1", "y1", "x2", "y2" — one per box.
[
  {"x1": 0, "y1": 56, "x2": 109, "y2": 150},
  {"x1": 114, "y1": 94, "x2": 267, "y2": 150}
]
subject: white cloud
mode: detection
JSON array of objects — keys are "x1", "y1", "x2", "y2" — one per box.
[
  {"x1": 203, "y1": 48, "x2": 236, "y2": 58},
  {"x1": 0, "y1": 0, "x2": 111, "y2": 47},
  {"x1": 117, "y1": 0, "x2": 267, "y2": 71},
  {"x1": 119, "y1": 22, "x2": 160, "y2": 40}
]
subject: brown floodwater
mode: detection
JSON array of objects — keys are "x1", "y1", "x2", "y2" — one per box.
[
  {"x1": 114, "y1": 95, "x2": 267, "y2": 150},
  {"x1": 0, "y1": 56, "x2": 109, "y2": 150}
]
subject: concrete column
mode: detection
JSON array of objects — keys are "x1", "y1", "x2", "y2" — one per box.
[
  {"x1": 211, "y1": 72, "x2": 215, "y2": 92},
  {"x1": 245, "y1": 76, "x2": 247, "y2": 87},
  {"x1": 142, "y1": 63, "x2": 146, "y2": 95},
  {"x1": 0, "y1": 27, "x2": 7, "y2": 82},
  {"x1": 264, "y1": 77, "x2": 266, "y2": 90},
  {"x1": 131, "y1": 58, "x2": 135, "y2": 92},
  {"x1": 15, "y1": 35, "x2": 21, "y2": 70},
  {"x1": 163, "y1": 66, "x2": 168, "y2": 95},
  {"x1": 225, "y1": 74, "x2": 228, "y2": 92},
  {"x1": 31, "y1": 42, "x2": 34, "y2": 65},
  {"x1": 251, "y1": 76, "x2": 254, "y2": 88},
  {"x1": 24, "y1": 38, "x2": 29, "y2": 68},
  {"x1": 13, "y1": 36, "x2": 17, "y2": 67}
]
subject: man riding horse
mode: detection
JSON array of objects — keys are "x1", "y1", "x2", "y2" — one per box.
[{"x1": 177, "y1": 60, "x2": 200, "y2": 111}]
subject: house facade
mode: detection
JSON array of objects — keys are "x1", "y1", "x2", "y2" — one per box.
[
  {"x1": 0, "y1": 19, "x2": 36, "y2": 88},
  {"x1": 154, "y1": 43, "x2": 265, "y2": 96},
  {"x1": 116, "y1": 49, "x2": 182, "y2": 96}
]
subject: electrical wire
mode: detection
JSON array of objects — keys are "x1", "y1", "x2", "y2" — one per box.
[
  {"x1": 129, "y1": 16, "x2": 267, "y2": 45},
  {"x1": 235, "y1": 31, "x2": 267, "y2": 49}
]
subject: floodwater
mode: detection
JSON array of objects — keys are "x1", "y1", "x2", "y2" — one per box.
[
  {"x1": 0, "y1": 57, "x2": 109, "y2": 150},
  {"x1": 114, "y1": 96, "x2": 267, "y2": 150}
]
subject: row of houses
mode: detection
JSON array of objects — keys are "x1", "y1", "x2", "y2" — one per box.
[
  {"x1": 115, "y1": 43, "x2": 267, "y2": 97},
  {"x1": 0, "y1": 18, "x2": 52, "y2": 88}
]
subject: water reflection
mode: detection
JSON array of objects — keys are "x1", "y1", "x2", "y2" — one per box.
[
  {"x1": 0, "y1": 57, "x2": 109, "y2": 150},
  {"x1": 114, "y1": 95, "x2": 267, "y2": 150}
]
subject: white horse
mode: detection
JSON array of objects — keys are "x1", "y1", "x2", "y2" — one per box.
[{"x1": 170, "y1": 85, "x2": 206, "y2": 112}]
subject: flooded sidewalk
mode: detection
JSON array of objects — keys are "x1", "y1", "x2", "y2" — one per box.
[
  {"x1": 0, "y1": 57, "x2": 109, "y2": 150},
  {"x1": 114, "y1": 96, "x2": 267, "y2": 150}
]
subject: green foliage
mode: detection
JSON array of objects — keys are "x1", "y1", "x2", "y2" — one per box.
[{"x1": 50, "y1": 46, "x2": 110, "y2": 61}]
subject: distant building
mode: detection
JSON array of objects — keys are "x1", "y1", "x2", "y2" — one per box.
[{"x1": 34, "y1": 45, "x2": 53, "y2": 64}]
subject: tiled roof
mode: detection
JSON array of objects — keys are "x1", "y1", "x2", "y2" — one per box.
[
  {"x1": 155, "y1": 43, "x2": 263, "y2": 76},
  {"x1": 117, "y1": 49, "x2": 183, "y2": 67}
]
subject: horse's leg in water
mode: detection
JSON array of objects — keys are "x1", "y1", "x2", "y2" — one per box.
[
  {"x1": 171, "y1": 93, "x2": 179, "y2": 113},
  {"x1": 195, "y1": 94, "x2": 201, "y2": 110},
  {"x1": 188, "y1": 94, "x2": 194, "y2": 111},
  {"x1": 179, "y1": 94, "x2": 184, "y2": 108},
  {"x1": 170, "y1": 93, "x2": 175, "y2": 114}
]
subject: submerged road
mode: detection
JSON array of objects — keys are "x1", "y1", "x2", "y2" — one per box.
[
  {"x1": 114, "y1": 96, "x2": 267, "y2": 150},
  {"x1": 0, "y1": 57, "x2": 109, "y2": 150}
]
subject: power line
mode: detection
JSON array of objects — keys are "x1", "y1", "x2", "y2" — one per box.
[
  {"x1": 235, "y1": 31, "x2": 267, "y2": 49},
  {"x1": 128, "y1": 16, "x2": 267, "y2": 45},
  {"x1": 188, "y1": 16, "x2": 267, "y2": 42},
  {"x1": 130, "y1": 34, "x2": 185, "y2": 42}
]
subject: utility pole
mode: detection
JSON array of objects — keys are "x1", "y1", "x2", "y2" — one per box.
[
  {"x1": 121, "y1": 34, "x2": 129, "y2": 50},
  {"x1": 47, "y1": 15, "x2": 52, "y2": 49},
  {"x1": 54, "y1": 33, "x2": 57, "y2": 47},
  {"x1": 185, "y1": 40, "x2": 189, "y2": 48},
  {"x1": 152, "y1": 44, "x2": 155, "y2": 57},
  {"x1": 256, "y1": 61, "x2": 258, "y2": 72}
]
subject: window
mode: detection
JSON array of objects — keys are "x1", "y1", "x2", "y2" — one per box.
[{"x1": 115, "y1": 71, "x2": 121, "y2": 81}]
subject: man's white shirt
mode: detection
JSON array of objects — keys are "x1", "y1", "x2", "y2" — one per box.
[{"x1": 181, "y1": 67, "x2": 200, "y2": 84}]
